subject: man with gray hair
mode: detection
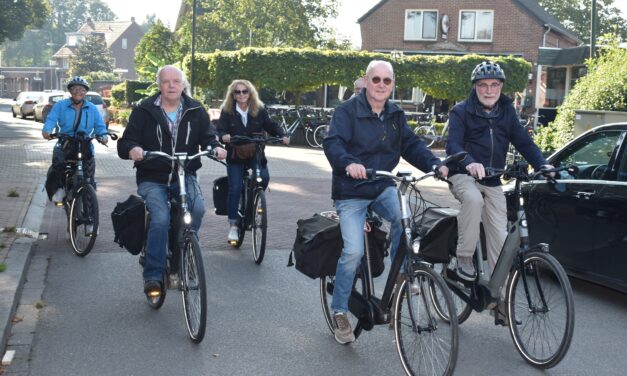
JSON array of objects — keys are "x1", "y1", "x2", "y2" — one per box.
[
  {"x1": 351, "y1": 77, "x2": 366, "y2": 97},
  {"x1": 323, "y1": 60, "x2": 448, "y2": 344},
  {"x1": 118, "y1": 65, "x2": 226, "y2": 299}
]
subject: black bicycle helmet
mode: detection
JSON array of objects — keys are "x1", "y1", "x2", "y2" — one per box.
[
  {"x1": 66, "y1": 76, "x2": 90, "y2": 91},
  {"x1": 471, "y1": 61, "x2": 506, "y2": 83}
]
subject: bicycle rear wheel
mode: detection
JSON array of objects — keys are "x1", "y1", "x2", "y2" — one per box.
[
  {"x1": 320, "y1": 272, "x2": 365, "y2": 340},
  {"x1": 232, "y1": 182, "x2": 247, "y2": 248},
  {"x1": 507, "y1": 251, "x2": 574, "y2": 368},
  {"x1": 414, "y1": 126, "x2": 436, "y2": 147},
  {"x1": 394, "y1": 267, "x2": 458, "y2": 376},
  {"x1": 69, "y1": 185, "x2": 98, "y2": 256},
  {"x1": 251, "y1": 190, "x2": 267, "y2": 264},
  {"x1": 430, "y1": 264, "x2": 473, "y2": 324},
  {"x1": 313, "y1": 124, "x2": 329, "y2": 148},
  {"x1": 304, "y1": 126, "x2": 318, "y2": 148},
  {"x1": 181, "y1": 233, "x2": 207, "y2": 343}
]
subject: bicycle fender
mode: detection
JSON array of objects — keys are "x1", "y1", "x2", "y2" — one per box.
[{"x1": 527, "y1": 243, "x2": 550, "y2": 253}]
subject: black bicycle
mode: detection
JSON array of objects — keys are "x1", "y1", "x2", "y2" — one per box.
[
  {"x1": 139, "y1": 149, "x2": 220, "y2": 343},
  {"x1": 50, "y1": 131, "x2": 117, "y2": 256},
  {"x1": 228, "y1": 135, "x2": 284, "y2": 264},
  {"x1": 418, "y1": 162, "x2": 575, "y2": 368},
  {"x1": 319, "y1": 152, "x2": 467, "y2": 376}
]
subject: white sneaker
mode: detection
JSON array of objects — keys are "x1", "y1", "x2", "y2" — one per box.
[
  {"x1": 52, "y1": 188, "x2": 65, "y2": 203},
  {"x1": 227, "y1": 226, "x2": 239, "y2": 242}
]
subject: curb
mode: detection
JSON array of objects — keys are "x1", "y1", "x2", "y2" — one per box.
[{"x1": 0, "y1": 177, "x2": 47, "y2": 353}]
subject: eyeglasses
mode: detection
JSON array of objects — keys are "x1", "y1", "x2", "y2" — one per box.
[
  {"x1": 371, "y1": 76, "x2": 393, "y2": 85},
  {"x1": 476, "y1": 82, "x2": 502, "y2": 90},
  {"x1": 234, "y1": 89, "x2": 249, "y2": 95},
  {"x1": 69, "y1": 86, "x2": 87, "y2": 93}
]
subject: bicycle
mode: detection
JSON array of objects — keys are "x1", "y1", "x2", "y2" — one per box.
[
  {"x1": 421, "y1": 162, "x2": 575, "y2": 369},
  {"x1": 506, "y1": 114, "x2": 543, "y2": 165},
  {"x1": 49, "y1": 131, "x2": 117, "y2": 257},
  {"x1": 275, "y1": 107, "x2": 323, "y2": 148},
  {"x1": 319, "y1": 152, "x2": 467, "y2": 376},
  {"x1": 228, "y1": 135, "x2": 284, "y2": 264},
  {"x1": 414, "y1": 115, "x2": 450, "y2": 148},
  {"x1": 139, "y1": 149, "x2": 220, "y2": 343}
]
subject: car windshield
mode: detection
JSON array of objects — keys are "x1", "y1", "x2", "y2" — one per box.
[
  {"x1": 50, "y1": 95, "x2": 63, "y2": 103},
  {"x1": 85, "y1": 95, "x2": 103, "y2": 105}
]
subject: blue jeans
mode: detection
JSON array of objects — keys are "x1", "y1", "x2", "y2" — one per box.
[
  {"x1": 226, "y1": 160, "x2": 269, "y2": 225},
  {"x1": 331, "y1": 186, "x2": 402, "y2": 313},
  {"x1": 138, "y1": 176, "x2": 205, "y2": 282}
]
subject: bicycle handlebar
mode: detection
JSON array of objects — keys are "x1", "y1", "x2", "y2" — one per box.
[
  {"x1": 49, "y1": 131, "x2": 118, "y2": 144},
  {"x1": 230, "y1": 135, "x2": 285, "y2": 145}
]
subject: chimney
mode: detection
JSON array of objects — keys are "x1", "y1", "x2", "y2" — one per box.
[
  {"x1": 131, "y1": 17, "x2": 135, "y2": 23},
  {"x1": 87, "y1": 17, "x2": 95, "y2": 29}
]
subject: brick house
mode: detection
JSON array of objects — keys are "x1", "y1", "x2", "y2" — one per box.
[{"x1": 358, "y1": 0, "x2": 583, "y2": 125}]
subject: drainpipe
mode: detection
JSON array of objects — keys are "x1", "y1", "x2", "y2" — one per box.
[{"x1": 542, "y1": 24, "x2": 552, "y2": 47}]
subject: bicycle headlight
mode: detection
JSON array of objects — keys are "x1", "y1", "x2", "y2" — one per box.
[
  {"x1": 183, "y1": 212, "x2": 192, "y2": 225},
  {"x1": 256, "y1": 176, "x2": 262, "y2": 183}
]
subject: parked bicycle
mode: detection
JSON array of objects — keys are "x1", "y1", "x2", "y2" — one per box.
[
  {"x1": 139, "y1": 149, "x2": 221, "y2": 343},
  {"x1": 415, "y1": 162, "x2": 574, "y2": 369},
  {"x1": 272, "y1": 107, "x2": 330, "y2": 148},
  {"x1": 414, "y1": 115, "x2": 450, "y2": 148},
  {"x1": 228, "y1": 135, "x2": 284, "y2": 264},
  {"x1": 319, "y1": 152, "x2": 467, "y2": 376},
  {"x1": 506, "y1": 114, "x2": 543, "y2": 165},
  {"x1": 50, "y1": 131, "x2": 117, "y2": 256}
]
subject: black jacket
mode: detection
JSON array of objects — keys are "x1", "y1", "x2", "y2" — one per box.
[
  {"x1": 216, "y1": 105, "x2": 285, "y2": 164},
  {"x1": 323, "y1": 91, "x2": 441, "y2": 200},
  {"x1": 446, "y1": 90, "x2": 548, "y2": 186},
  {"x1": 117, "y1": 92, "x2": 221, "y2": 185}
]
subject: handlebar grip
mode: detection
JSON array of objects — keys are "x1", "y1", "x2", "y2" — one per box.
[{"x1": 365, "y1": 168, "x2": 375, "y2": 179}]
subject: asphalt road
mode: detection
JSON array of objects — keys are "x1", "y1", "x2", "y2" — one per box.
[{"x1": 2, "y1": 105, "x2": 627, "y2": 375}]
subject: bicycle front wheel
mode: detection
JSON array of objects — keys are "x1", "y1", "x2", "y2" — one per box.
[
  {"x1": 251, "y1": 190, "x2": 267, "y2": 264},
  {"x1": 507, "y1": 251, "x2": 574, "y2": 368},
  {"x1": 313, "y1": 124, "x2": 329, "y2": 148},
  {"x1": 394, "y1": 267, "x2": 458, "y2": 376},
  {"x1": 304, "y1": 126, "x2": 318, "y2": 148},
  {"x1": 181, "y1": 233, "x2": 207, "y2": 343},
  {"x1": 414, "y1": 126, "x2": 436, "y2": 147},
  {"x1": 69, "y1": 185, "x2": 98, "y2": 256}
]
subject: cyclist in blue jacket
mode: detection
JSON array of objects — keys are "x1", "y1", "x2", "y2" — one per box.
[
  {"x1": 323, "y1": 60, "x2": 448, "y2": 344},
  {"x1": 42, "y1": 76, "x2": 108, "y2": 202}
]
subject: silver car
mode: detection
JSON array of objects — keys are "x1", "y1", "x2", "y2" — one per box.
[{"x1": 11, "y1": 91, "x2": 42, "y2": 119}]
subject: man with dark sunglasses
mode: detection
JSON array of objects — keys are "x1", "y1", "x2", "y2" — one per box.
[{"x1": 323, "y1": 60, "x2": 448, "y2": 344}]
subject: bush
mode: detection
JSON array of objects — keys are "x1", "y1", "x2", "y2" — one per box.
[
  {"x1": 110, "y1": 80, "x2": 152, "y2": 107},
  {"x1": 536, "y1": 42, "x2": 627, "y2": 153}
]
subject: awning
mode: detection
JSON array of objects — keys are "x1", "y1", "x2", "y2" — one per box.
[{"x1": 538, "y1": 46, "x2": 590, "y2": 66}]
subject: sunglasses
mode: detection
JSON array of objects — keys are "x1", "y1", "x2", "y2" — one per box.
[
  {"x1": 234, "y1": 89, "x2": 249, "y2": 95},
  {"x1": 371, "y1": 76, "x2": 393, "y2": 85}
]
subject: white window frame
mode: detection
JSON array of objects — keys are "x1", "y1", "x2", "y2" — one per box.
[
  {"x1": 122, "y1": 38, "x2": 127, "y2": 50},
  {"x1": 458, "y1": 10, "x2": 494, "y2": 42},
  {"x1": 404, "y1": 9, "x2": 438, "y2": 41}
]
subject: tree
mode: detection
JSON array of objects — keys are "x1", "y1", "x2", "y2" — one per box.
[
  {"x1": 0, "y1": 0, "x2": 50, "y2": 42},
  {"x1": 69, "y1": 34, "x2": 114, "y2": 77},
  {"x1": 538, "y1": 0, "x2": 627, "y2": 42},
  {"x1": 140, "y1": 14, "x2": 158, "y2": 33},
  {"x1": 134, "y1": 21, "x2": 183, "y2": 81},
  {"x1": 176, "y1": 0, "x2": 339, "y2": 53}
]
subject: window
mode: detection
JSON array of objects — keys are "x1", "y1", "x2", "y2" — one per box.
[
  {"x1": 554, "y1": 131, "x2": 622, "y2": 180},
  {"x1": 538, "y1": 67, "x2": 566, "y2": 108},
  {"x1": 68, "y1": 35, "x2": 77, "y2": 46},
  {"x1": 459, "y1": 10, "x2": 493, "y2": 42},
  {"x1": 122, "y1": 38, "x2": 127, "y2": 50},
  {"x1": 404, "y1": 10, "x2": 438, "y2": 41}
]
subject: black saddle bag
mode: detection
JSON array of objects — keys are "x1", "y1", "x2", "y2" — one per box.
[
  {"x1": 111, "y1": 195, "x2": 146, "y2": 255},
  {"x1": 414, "y1": 207, "x2": 459, "y2": 263},
  {"x1": 212, "y1": 176, "x2": 228, "y2": 216}
]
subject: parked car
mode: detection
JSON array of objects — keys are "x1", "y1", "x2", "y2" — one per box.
[
  {"x1": 61, "y1": 91, "x2": 110, "y2": 125},
  {"x1": 11, "y1": 91, "x2": 42, "y2": 119},
  {"x1": 505, "y1": 123, "x2": 627, "y2": 293},
  {"x1": 33, "y1": 91, "x2": 64, "y2": 122}
]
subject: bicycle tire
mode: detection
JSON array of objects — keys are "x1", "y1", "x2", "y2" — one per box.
[
  {"x1": 304, "y1": 125, "x2": 318, "y2": 148},
  {"x1": 414, "y1": 126, "x2": 436, "y2": 147},
  {"x1": 313, "y1": 124, "x2": 329, "y2": 148},
  {"x1": 507, "y1": 251, "x2": 574, "y2": 368},
  {"x1": 251, "y1": 189, "x2": 267, "y2": 264},
  {"x1": 69, "y1": 184, "x2": 98, "y2": 256},
  {"x1": 430, "y1": 264, "x2": 473, "y2": 324},
  {"x1": 232, "y1": 181, "x2": 247, "y2": 248},
  {"x1": 319, "y1": 272, "x2": 365, "y2": 340},
  {"x1": 394, "y1": 268, "x2": 458, "y2": 376},
  {"x1": 181, "y1": 233, "x2": 207, "y2": 343}
]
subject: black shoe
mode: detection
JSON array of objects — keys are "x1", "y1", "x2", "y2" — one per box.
[{"x1": 144, "y1": 280, "x2": 162, "y2": 298}]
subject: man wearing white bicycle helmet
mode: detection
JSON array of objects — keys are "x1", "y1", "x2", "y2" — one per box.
[{"x1": 446, "y1": 61, "x2": 551, "y2": 284}]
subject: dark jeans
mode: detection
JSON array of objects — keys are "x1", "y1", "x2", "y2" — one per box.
[{"x1": 226, "y1": 160, "x2": 269, "y2": 225}]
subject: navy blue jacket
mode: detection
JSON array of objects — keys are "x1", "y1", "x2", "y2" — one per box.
[
  {"x1": 446, "y1": 90, "x2": 547, "y2": 186},
  {"x1": 324, "y1": 91, "x2": 441, "y2": 200}
]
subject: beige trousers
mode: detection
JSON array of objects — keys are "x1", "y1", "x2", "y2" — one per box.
[{"x1": 448, "y1": 174, "x2": 507, "y2": 271}]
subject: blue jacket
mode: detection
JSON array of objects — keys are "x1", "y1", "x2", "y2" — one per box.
[
  {"x1": 446, "y1": 90, "x2": 547, "y2": 186},
  {"x1": 323, "y1": 91, "x2": 441, "y2": 200},
  {"x1": 43, "y1": 98, "x2": 107, "y2": 138}
]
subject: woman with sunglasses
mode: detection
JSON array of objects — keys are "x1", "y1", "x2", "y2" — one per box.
[{"x1": 217, "y1": 79, "x2": 289, "y2": 243}]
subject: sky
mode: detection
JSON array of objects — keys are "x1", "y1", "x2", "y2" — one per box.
[
  {"x1": 102, "y1": 0, "x2": 380, "y2": 48},
  {"x1": 103, "y1": 0, "x2": 627, "y2": 48}
]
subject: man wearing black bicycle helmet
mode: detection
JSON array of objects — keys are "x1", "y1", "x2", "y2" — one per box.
[
  {"x1": 42, "y1": 76, "x2": 108, "y2": 208},
  {"x1": 446, "y1": 61, "x2": 551, "y2": 287}
]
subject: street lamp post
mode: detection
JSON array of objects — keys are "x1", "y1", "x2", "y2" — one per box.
[{"x1": 190, "y1": 0, "x2": 198, "y2": 95}]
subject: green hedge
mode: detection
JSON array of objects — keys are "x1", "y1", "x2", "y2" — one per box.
[
  {"x1": 184, "y1": 48, "x2": 530, "y2": 103},
  {"x1": 109, "y1": 80, "x2": 152, "y2": 107}
]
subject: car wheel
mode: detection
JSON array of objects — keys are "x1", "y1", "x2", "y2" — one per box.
[{"x1": 12, "y1": 109, "x2": 17, "y2": 118}]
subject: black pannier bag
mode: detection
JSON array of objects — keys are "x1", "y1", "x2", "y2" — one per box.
[
  {"x1": 212, "y1": 176, "x2": 228, "y2": 215},
  {"x1": 414, "y1": 207, "x2": 459, "y2": 263},
  {"x1": 288, "y1": 213, "x2": 387, "y2": 279},
  {"x1": 111, "y1": 195, "x2": 146, "y2": 255}
]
